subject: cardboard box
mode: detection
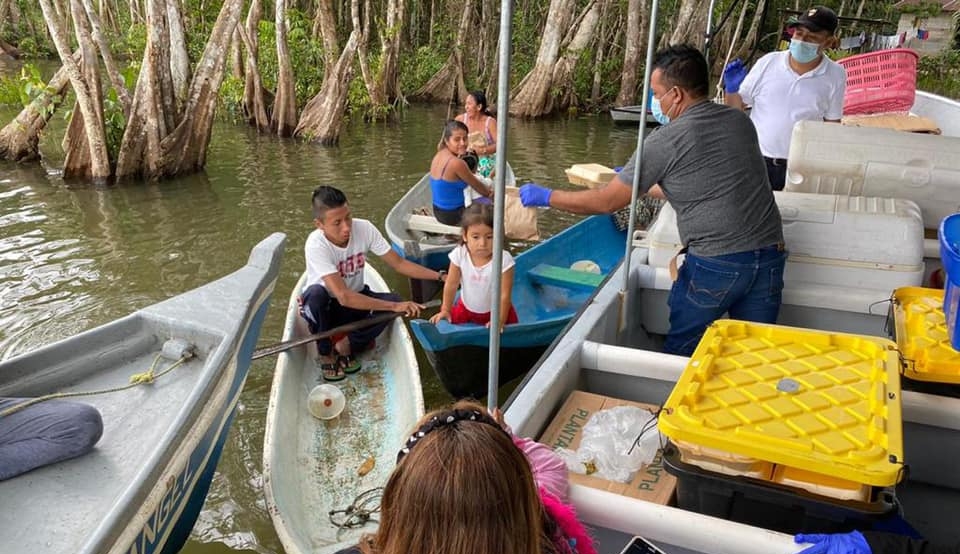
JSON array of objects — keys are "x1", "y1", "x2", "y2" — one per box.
[
  {"x1": 841, "y1": 113, "x2": 941, "y2": 135},
  {"x1": 565, "y1": 163, "x2": 617, "y2": 188},
  {"x1": 538, "y1": 390, "x2": 676, "y2": 505}
]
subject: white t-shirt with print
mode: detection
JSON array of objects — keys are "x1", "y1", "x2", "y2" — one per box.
[
  {"x1": 448, "y1": 244, "x2": 515, "y2": 314},
  {"x1": 304, "y1": 219, "x2": 392, "y2": 292},
  {"x1": 739, "y1": 50, "x2": 847, "y2": 159}
]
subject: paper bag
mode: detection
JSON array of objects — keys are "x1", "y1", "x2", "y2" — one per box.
[
  {"x1": 467, "y1": 131, "x2": 488, "y2": 152},
  {"x1": 505, "y1": 186, "x2": 540, "y2": 241}
]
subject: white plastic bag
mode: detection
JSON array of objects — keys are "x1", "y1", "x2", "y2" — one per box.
[{"x1": 572, "y1": 406, "x2": 660, "y2": 483}]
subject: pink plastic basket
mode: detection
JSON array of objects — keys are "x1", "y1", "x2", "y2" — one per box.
[{"x1": 838, "y1": 48, "x2": 919, "y2": 115}]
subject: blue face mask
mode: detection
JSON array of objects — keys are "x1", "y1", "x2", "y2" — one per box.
[
  {"x1": 650, "y1": 89, "x2": 674, "y2": 125},
  {"x1": 789, "y1": 38, "x2": 820, "y2": 64}
]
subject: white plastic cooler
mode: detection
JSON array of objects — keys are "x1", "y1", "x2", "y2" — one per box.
[
  {"x1": 785, "y1": 120, "x2": 960, "y2": 229},
  {"x1": 646, "y1": 192, "x2": 924, "y2": 291}
]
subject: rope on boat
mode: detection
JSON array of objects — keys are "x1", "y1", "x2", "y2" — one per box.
[
  {"x1": 0, "y1": 340, "x2": 195, "y2": 418},
  {"x1": 329, "y1": 487, "x2": 384, "y2": 530}
]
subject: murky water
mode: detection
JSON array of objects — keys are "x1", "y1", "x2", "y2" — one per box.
[{"x1": 0, "y1": 84, "x2": 639, "y2": 552}]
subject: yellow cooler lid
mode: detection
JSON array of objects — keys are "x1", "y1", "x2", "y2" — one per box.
[
  {"x1": 891, "y1": 287, "x2": 960, "y2": 383},
  {"x1": 658, "y1": 320, "x2": 904, "y2": 486}
]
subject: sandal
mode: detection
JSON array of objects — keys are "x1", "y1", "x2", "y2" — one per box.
[
  {"x1": 337, "y1": 354, "x2": 362, "y2": 374},
  {"x1": 319, "y1": 361, "x2": 346, "y2": 382}
]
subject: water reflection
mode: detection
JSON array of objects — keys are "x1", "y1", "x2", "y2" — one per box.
[{"x1": 0, "y1": 100, "x2": 640, "y2": 553}]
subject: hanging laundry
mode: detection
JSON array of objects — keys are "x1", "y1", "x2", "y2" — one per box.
[{"x1": 917, "y1": 29, "x2": 930, "y2": 40}]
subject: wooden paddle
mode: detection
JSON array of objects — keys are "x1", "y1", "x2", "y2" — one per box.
[{"x1": 251, "y1": 299, "x2": 442, "y2": 360}]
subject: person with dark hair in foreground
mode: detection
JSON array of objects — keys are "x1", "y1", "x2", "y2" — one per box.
[
  {"x1": 0, "y1": 397, "x2": 103, "y2": 480},
  {"x1": 519, "y1": 44, "x2": 785, "y2": 356},
  {"x1": 334, "y1": 400, "x2": 597, "y2": 554},
  {"x1": 300, "y1": 185, "x2": 447, "y2": 381},
  {"x1": 796, "y1": 530, "x2": 960, "y2": 554}
]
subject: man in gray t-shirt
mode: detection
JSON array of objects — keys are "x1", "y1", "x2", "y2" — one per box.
[{"x1": 520, "y1": 45, "x2": 786, "y2": 355}]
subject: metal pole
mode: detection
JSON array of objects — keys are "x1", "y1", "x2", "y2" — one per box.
[
  {"x1": 619, "y1": 0, "x2": 660, "y2": 333},
  {"x1": 487, "y1": 0, "x2": 514, "y2": 412},
  {"x1": 705, "y1": 0, "x2": 717, "y2": 66}
]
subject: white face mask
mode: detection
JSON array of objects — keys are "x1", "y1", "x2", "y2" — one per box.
[
  {"x1": 651, "y1": 88, "x2": 677, "y2": 125},
  {"x1": 789, "y1": 38, "x2": 820, "y2": 64}
]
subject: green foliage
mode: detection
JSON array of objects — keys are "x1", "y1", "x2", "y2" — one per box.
[
  {"x1": 917, "y1": 50, "x2": 960, "y2": 99},
  {"x1": 896, "y1": 1, "x2": 944, "y2": 19},
  {"x1": 218, "y1": 75, "x2": 246, "y2": 122},
  {"x1": 399, "y1": 46, "x2": 447, "y2": 92},
  {"x1": 103, "y1": 88, "x2": 126, "y2": 163},
  {"x1": 0, "y1": 64, "x2": 62, "y2": 115},
  {"x1": 0, "y1": 75, "x2": 19, "y2": 106},
  {"x1": 253, "y1": 10, "x2": 327, "y2": 107},
  {"x1": 112, "y1": 24, "x2": 147, "y2": 61}
]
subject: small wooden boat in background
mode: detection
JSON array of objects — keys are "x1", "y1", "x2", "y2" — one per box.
[
  {"x1": 409, "y1": 215, "x2": 625, "y2": 400},
  {"x1": 0, "y1": 233, "x2": 286, "y2": 554},
  {"x1": 384, "y1": 164, "x2": 517, "y2": 269},
  {"x1": 610, "y1": 104, "x2": 659, "y2": 126},
  {"x1": 263, "y1": 266, "x2": 424, "y2": 554}
]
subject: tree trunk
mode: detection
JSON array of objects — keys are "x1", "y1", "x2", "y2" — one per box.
[
  {"x1": 667, "y1": 0, "x2": 709, "y2": 48},
  {"x1": 39, "y1": 0, "x2": 110, "y2": 181},
  {"x1": 0, "y1": 61, "x2": 71, "y2": 162},
  {"x1": 166, "y1": 0, "x2": 190, "y2": 114},
  {"x1": 411, "y1": 0, "x2": 473, "y2": 103},
  {"x1": 615, "y1": 0, "x2": 645, "y2": 107},
  {"x1": 547, "y1": 0, "x2": 601, "y2": 114},
  {"x1": 508, "y1": 0, "x2": 576, "y2": 117},
  {"x1": 241, "y1": 0, "x2": 270, "y2": 131},
  {"x1": 116, "y1": 0, "x2": 242, "y2": 180},
  {"x1": 355, "y1": 0, "x2": 387, "y2": 116},
  {"x1": 0, "y1": 0, "x2": 12, "y2": 33},
  {"x1": 80, "y1": 0, "x2": 131, "y2": 117},
  {"x1": 316, "y1": 0, "x2": 339, "y2": 67},
  {"x1": 116, "y1": 0, "x2": 171, "y2": 180},
  {"x1": 295, "y1": 27, "x2": 360, "y2": 145},
  {"x1": 733, "y1": 0, "x2": 768, "y2": 61},
  {"x1": 378, "y1": 0, "x2": 404, "y2": 102},
  {"x1": 159, "y1": 0, "x2": 243, "y2": 176},
  {"x1": 271, "y1": 0, "x2": 297, "y2": 136},
  {"x1": 230, "y1": 28, "x2": 243, "y2": 79},
  {"x1": 712, "y1": 0, "x2": 749, "y2": 88},
  {"x1": 590, "y1": 0, "x2": 610, "y2": 107}
]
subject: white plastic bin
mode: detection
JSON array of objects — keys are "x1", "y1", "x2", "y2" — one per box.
[
  {"x1": 785, "y1": 120, "x2": 960, "y2": 229},
  {"x1": 645, "y1": 191, "x2": 925, "y2": 292}
]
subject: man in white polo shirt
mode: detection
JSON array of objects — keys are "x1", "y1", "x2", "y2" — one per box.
[{"x1": 722, "y1": 5, "x2": 846, "y2": 191}]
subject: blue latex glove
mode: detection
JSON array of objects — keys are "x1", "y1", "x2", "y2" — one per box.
[
  {"x1": 723, "y1": 59, "x2": 748, "y2": 94},
  {"x1": 519, "y1": 183, "x2": 553, "y2": 208},
  {"x1": 794, "y1": 532, "x2": 872, "y2": 554}
]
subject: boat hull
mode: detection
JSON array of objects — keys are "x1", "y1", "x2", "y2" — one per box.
[
  {"x1": 410, "y1": 215, "x2": 626, "y2": 399},
  {"x1": 263, "y1": 267, "x2": 424, "y2": 554},
  {"x1": 0, "y1": 233, "x2": 286, "y2": 554}
]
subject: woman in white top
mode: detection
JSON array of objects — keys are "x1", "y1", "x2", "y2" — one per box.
[{"x1": 429, "y1": 203, "x2": 518, "y2": 333}]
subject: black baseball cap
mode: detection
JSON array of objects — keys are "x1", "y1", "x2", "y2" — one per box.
[{"x1": 791, "y1": 6, "x2": 838, "y2": 34}]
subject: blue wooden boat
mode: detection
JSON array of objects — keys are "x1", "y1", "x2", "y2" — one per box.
[
  {"x1": 410, "y1": 215, "x2": 625, "y2": 399},
  {"x1": 0, "y1": 233, "x2": 285, "y2": 554}
]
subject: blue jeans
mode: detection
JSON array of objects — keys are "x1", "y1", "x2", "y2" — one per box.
[
  {"x1": 664, "y1": 245, "x2": 787, "y2": 356},
  {"x1": 299, "y1": 285, "x2": 401, "y2": 356}
]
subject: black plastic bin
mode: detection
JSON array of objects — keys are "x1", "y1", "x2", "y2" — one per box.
[
  {"x1": 899, "y1": 375, "x2": 960, "y2": 398},
  {"x1": 662, "y1": 444, "x2": 899, "y2": 535}
]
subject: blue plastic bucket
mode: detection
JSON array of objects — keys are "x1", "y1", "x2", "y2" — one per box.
[{"x1": 941, "y1": 213, "x2": 960, "y2": 350}]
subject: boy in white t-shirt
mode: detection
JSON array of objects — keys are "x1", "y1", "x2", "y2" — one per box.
[{"x1": 300, "y1": 186, "x2": 447, "y2": 381}]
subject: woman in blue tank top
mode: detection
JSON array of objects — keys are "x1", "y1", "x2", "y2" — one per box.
[{"x1": 430, "y1": 120, "x2": 493, "y2": 225}]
